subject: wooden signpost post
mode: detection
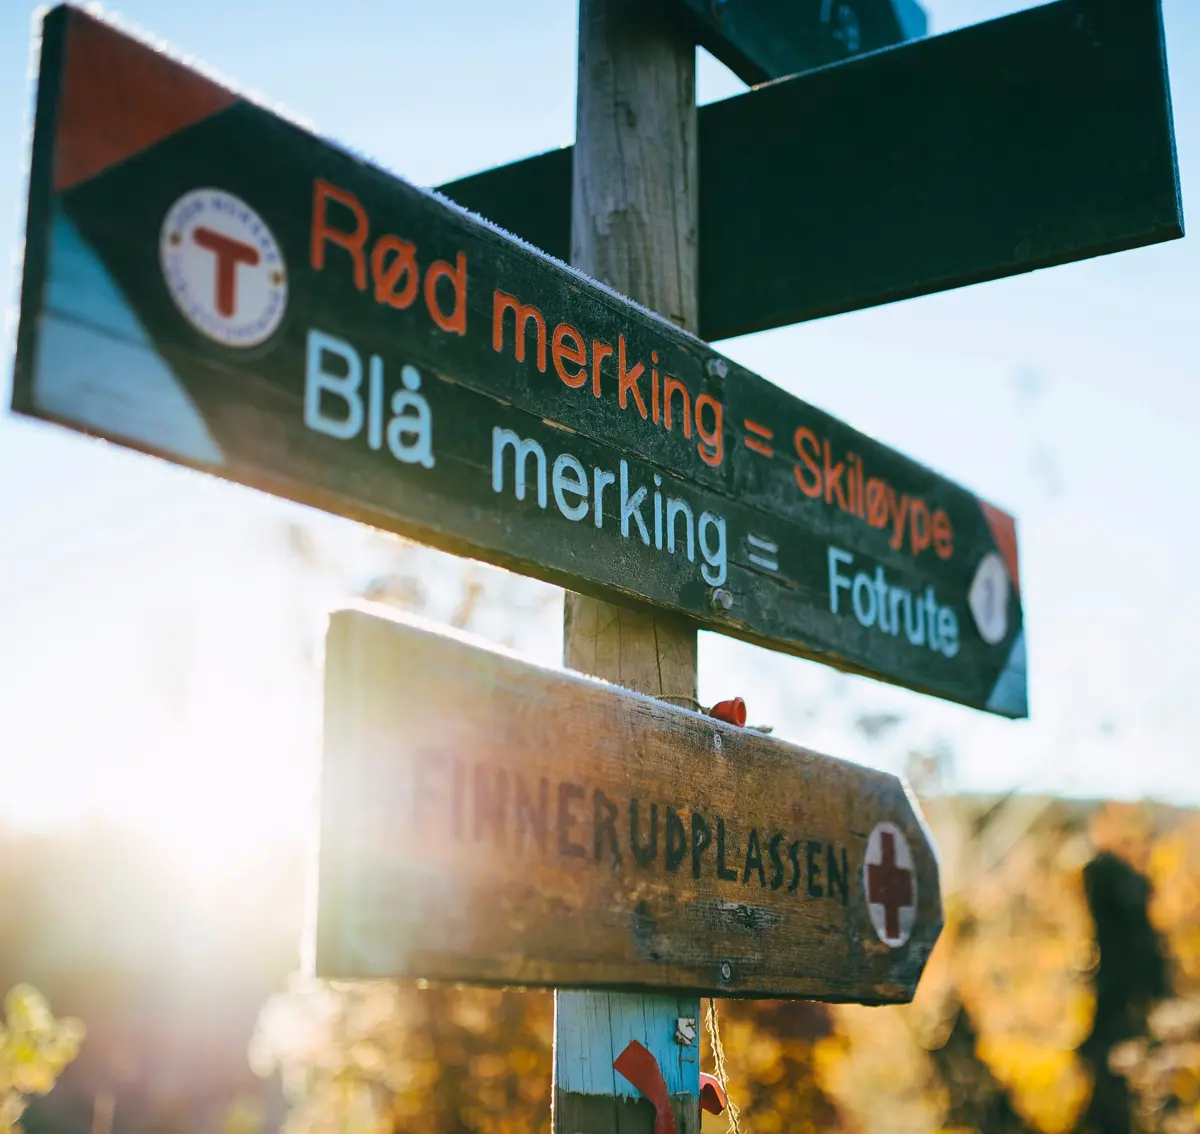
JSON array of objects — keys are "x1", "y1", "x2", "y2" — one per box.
[
  {"x1": 7, "y1": 1, "x2": 1183, "y2": 1132},
  {"x1": 559, "y1": 3, "x2": 707, "y2": 1126}
]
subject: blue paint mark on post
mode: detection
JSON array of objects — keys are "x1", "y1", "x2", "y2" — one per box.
[{"x1": 555, "y1": 991, "x2": 701, "y2": 1116}]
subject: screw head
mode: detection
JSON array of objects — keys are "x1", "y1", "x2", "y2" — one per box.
[
  {"x1": 706, "y1": 357, "x2": 730, "y2": 380},
  {"x1": 711, "y1": 588, "x2": 734, "y2": 612},
  {"x1": 720, "y1": 961, "x2": 733, "y2": 982}
]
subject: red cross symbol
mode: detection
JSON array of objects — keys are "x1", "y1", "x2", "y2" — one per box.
[{"x1": 866, "y1": 828, "x2": 914, "y2": 941}]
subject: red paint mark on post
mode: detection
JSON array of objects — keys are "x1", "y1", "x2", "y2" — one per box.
[{"x1": 613, "y1": 1040, "x2": 677, "y2": 1134}]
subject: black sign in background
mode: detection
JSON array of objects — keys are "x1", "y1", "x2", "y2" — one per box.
[
  {"x1": 440, "y1": 0, "x2": 1183, "y2": 343},
  {"x1": 13, "y1": 6, "x2": 1026, "y2": 716},
  {"x1": 662, "y1": 0, "x2": 925, "y2": 86}
]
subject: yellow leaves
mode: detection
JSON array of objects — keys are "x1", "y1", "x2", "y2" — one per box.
[
  {"x1": 220, "y1": 1095, "x2": 267, "y2": 1134},
  {"x1": 740, "y1": 1029, "x2": 784, "y2": 1083},
  {"x1": 960, "y1": 961, "x2": 1095, "y2": 1054},
  {"x1": 8, "y1": 1059, "x2": 55, "y2": 1098},
  {"x1": 506, "y1": 1048, "x2": 540, "y2": 1077},
  {"x1": 3, "y1": 991, "x2": 49, "y2": 1038},
  {"x1": 1110, "y1": 997, "x2": 1200, "y2": 1134},
  {"x1": 809, "y1": 1028, "x2": 850, "y2": 1084},
  {"x1": 1090, "y1": 802, "x2": 1158, "y2": 874},
  {"x1": 933, "y1": 806, "x2": 1098, "y2": 1134},
  {"x1": 944, "y1": 906, "x2": 1091, "y2": 1124},
  {"x1": 1088, "y1": 805, "x2": 1200, "y2": 993},
  {"x1": 973, "y1": 1037, "x2": 1091, "y2": 1134},
  {"x1": 246, "y1": 797, "x2": 1200, "y2": 1134},
  {"x1": 0, "y1": 984, "x2": 84, "y2": 1134},
  {"x1": 700, "y1": 1000, "x2": 840, "y2": 1134},
  {"x1": 1148, "y1": 818, "x2": 1200, "y2": 987},
  {"x1": 253, "y1": 981, "x2": 552, "y2": 1134},
  {"x1": 347, "y1": 1041, "x2": 387, "y2": 1077},
  {"x1": 448, "y1": 994, "x2": 493, "y2": 1036},
  {"x1": 814, "y1": 1003, "x2": 946, "y2": 1134},
  {"x1": 469, "y1": 1052, "x2": 509, "y2": 1080},
  {"x1": 1174, "y1": 1064, "x2": 1200, "y2": 1107},
  {"x1": 809, "y1": 799, "x2": 1115, "y2": 1134}
]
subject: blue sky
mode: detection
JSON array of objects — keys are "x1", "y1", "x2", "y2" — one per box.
[{"x1": 0, "y1": 0, "x2": 1197, "y2": 859}]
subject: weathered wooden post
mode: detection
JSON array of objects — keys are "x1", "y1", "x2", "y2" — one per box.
[{"x1": 558, "y1": 0, "x2": 701, "y2": 1129}]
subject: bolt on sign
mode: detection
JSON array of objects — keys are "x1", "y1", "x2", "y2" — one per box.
[
  {"x1": 13, "y1": 5, "x2": 1027, "y2": 715},
  {"x1": 315, "y1": 607, "x2": 943, "y2": 1002}
]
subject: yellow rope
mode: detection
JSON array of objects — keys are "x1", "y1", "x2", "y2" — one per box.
[{"x1": 705, "y1": 998, "x2": 744, "y2": 1134}]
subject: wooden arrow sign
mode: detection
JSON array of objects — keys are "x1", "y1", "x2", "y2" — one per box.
[
  {"x1": 439, "y1": 0, "x2": 1183, "y2": 342},
  {"x1": 314, "y1": 607, "x2": 943, "y2": 1003}
]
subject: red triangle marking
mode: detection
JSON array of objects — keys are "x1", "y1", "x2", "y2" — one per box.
[
  {"x1": 976, "y1": 498, "x2": 1021, "y2": 597},
  {"x1": 53, "y1": 10, "x2": 236, "y2": 192}
]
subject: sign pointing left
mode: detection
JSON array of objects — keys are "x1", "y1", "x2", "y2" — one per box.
[{"x1": 11, "y1": 5, "x2": 1026, "y2": 717}]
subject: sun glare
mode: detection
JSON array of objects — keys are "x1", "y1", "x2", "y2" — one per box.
[{"x1": 0, "y1": 526, "x2": 323, "y2": 882}]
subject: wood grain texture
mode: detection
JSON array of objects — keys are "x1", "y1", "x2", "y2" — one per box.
[
  {"x1": 438, "y1": 0, "x2": 1183, "y2": 342},
  {"x1": 554, "y1": 989, "x2": 699, "y2": 1097},
  {"x1": 564, "y1": 0, "x2": 699, "y2": 707},
  {"x1": 572, "y1": 0, "x2": 697, "y2": 332},
  {"x1": 562, "y1": 2, "x2": 701, "y2": 1130},
  {"x1": 314, "y1": 607, "x2": 944, "y2": 1002},
  {"x1": 554, "y1": 1090, "x2": 697, "y2": 1134}
]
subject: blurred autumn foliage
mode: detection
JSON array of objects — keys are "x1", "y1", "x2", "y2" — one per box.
[
  {"x1": 238, "y1": 795, "x2": 1200, "y2": 1134},
  {"x1": 2, "y1": 791, "x2": 1198, "y2": 1133},
  {"x1": 250, "y1": 980, "x2": 552, "y2": 1134},
  {"x1": 0, "y1": 985, "x2": 82, "y2": 1134},
  {"x1": 6, "y1": 531, "x2": 1200, "y2": 1133}
]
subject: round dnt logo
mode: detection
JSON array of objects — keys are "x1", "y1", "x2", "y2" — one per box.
[{"x1": 159, "y1": 188, "x2": 287, "y2": 348}]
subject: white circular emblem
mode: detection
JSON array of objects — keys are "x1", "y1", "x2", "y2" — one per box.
[
  {"x1": 969, "y1": 551, "x2": 1010, "y2": 646},
  {"x1": 159, "y1": 188, "x2": 287, "y2": 348},
  {"x1": 863, "y1": 822, "x2": 916, "y2": 948}
]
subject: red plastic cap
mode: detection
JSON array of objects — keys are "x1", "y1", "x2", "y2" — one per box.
[
  {"x1": 709, "y1": 697, "x2": 747, "y2": 728},
  {"x1": 699, "y1": 1073, "x2": 728, "y2": 1115}
]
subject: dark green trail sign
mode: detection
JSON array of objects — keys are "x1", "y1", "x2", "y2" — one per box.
[
  {"x1": 440, "y1": 0, "x2": 1182, "y2": 343},
  {"x1": 13, "y1": 5, "x2": 1027, "y2": 716},
  {"x1": 667, "y1": 0, "x2": 926, "y2": 85}
]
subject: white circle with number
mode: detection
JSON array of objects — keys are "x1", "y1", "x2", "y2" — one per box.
[
  {"x1": 159, "y1": 188, "x2": 287, "y2": 348},
  {"x1": 969, "y1": 552, "x2": 1010, "y2": 646},
  {"x1": 863, "y1": 822, "x2": 917, "y2": 948}
]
